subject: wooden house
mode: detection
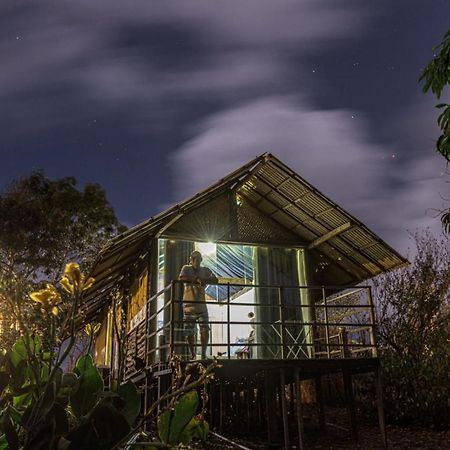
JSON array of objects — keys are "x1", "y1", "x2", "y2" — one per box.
[{"x1": 82, "y1": 153, "x2": 406, "y2": 448}]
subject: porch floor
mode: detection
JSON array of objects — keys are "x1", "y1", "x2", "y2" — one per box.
[{"x1": 192, "y1": 356, "x2": 380, "y2": 381}]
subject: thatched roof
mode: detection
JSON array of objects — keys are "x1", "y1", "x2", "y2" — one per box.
[{"x1": 82, "y1": 153, "x2": 407, "y2": 320}]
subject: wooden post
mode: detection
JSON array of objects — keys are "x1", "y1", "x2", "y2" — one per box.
[
  {"x1": 315, "y1": 376, "x2": 326, "y2": 430},
  {"x1": 375, "y1": 367, "x2": 387, "y2": 448},
  {"x1": 247, "y1": 386, "x2": 254, "y2": 434},
  {"x1": 278, "y1": 287, "x2": 287, "y2": 359},
  {"x1": 257, "y1": 382, "x2": 263, "y2": 427},
  {"x1": 280, "y1": 370, "x2": 290, "y2": 449},
  {"x1": 169, "y1": 281, "x2": 175, "y2": 356},
  {"x1": 295, "y1": 369, "x2": 306, "y2": 450},
  {"x1": 343, "y1": 370, "x2": 358, "y2": 440},
  {"x1": 322, "y1": 287, "x2": 331, "y2": 359},
  {"x1": 367, "y1": 287, "x2": 379, "y2": 357},
  {"x1": 219, "y1": 383, "x2": 223, "y2": 431},
  {"x1": 339, "y1": 327, "x2": 350, "y2": 358},
  {"x1": 264, "y1": 371, "x2": 278, "y2": 446},
  {"x1": 290, "y1": 382, "x2": 295, "y2": 418},
  {"x1": 227, "y1": 283, "x2": 231, "y2": 360}
]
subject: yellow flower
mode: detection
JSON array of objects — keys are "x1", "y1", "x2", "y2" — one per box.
[
  {"x1": 60, "y1": 263, "x2": 95, "y2": 293},
  {"x1": 85, "y1": 322, "x2": 101, "y2": 336},
  {"x1": 60, "y1": 275, "x2": 74, "y2": 294},
  {"x1": 30, "y1": 284, "x2": 61, "y2": 313},
  {"x1": 64, "y1": 262, "x2": 82, "y2": 285},
  {"x1": 83, "y1": 277, "x2": 95, "y2": 291}
]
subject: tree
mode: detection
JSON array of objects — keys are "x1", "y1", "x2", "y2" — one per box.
[
  {"x1": 373, "y1": 231, "x2": 450, "y2": 428},
  {"x1": 420, "y1": 29, "x2": 450, "y2": 232},
  {"x1": 0, "y1": 171, "x2": 126, "y2": 346}
]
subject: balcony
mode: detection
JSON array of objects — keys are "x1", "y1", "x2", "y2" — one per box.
[{"x1": 124, "y1": 280, "x2": 378, "y2": 379}]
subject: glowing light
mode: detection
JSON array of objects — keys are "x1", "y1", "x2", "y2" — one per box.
[{"x1": 197, "y1": 242, "x2": 216, "y2": 257}]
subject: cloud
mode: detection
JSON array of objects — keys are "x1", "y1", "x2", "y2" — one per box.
[
  {"x1": 171, "y1": 96, "x2": 448, "y2": 254},
  {"x1": 0, "y1": 0, "x2": 373, "y2": 134}
]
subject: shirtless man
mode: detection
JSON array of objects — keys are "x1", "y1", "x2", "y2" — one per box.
[{"x1": 179, "y1": 250, "x2": 218, "y2": 359}]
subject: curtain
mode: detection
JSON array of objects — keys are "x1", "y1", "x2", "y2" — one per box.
[
  {"x1": 254, "y1": 247, "x2": 304, "y2": 359},
  {"x1": 163, "y1": 240, "x2": 194, "y2": 356}
]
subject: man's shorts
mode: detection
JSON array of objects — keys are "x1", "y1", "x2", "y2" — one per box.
[{"x1": 183, "y1": 310, "x2": 210, "y2": 337}]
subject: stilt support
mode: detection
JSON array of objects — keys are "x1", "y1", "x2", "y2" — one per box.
[
  {"x1": 295, "y1": 369, "x2": 306, "y2": 450},
  {"x1": 343, "y1": 370, "x2": 358, "y2": 441},
  {"x1": 375, "y1": 367, "x2": 388, "y2": 448},
  {"x1": 264, "y1": 370, "x2": 278, "y2": 447},
  {"x1": 280, "y1": 370, "x2": 290, "y2": 449},
  {"x1": 315, "y1": 376, "x2": 325, "y2": 430}
]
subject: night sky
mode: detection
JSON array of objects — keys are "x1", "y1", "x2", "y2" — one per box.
[{"x1": 1, "y1": 1, "x2": 449, "y2": 255}]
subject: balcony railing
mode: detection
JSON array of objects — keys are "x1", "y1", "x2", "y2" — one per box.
[{"x1": 125, "y1": 281, "x2": 378, "y2": 376}]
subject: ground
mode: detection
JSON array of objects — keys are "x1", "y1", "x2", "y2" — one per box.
[{"x1": 197, "y1": 406, "x2": 450, "y2": 449}]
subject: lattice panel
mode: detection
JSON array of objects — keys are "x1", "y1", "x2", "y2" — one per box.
[
  {"x1": 166, "y1": 193, "x2": 233, "y2": 241},
  {"x1": 236, "y1": 197, "x2": 301, "y2": 245}
]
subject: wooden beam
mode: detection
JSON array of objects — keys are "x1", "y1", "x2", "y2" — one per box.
[
  {"x1": 155, "y1": 213, "x2": 184, "y2": 238},
  {"x1": 307, "y1": 222, "x2": 353, "y2": 250}
]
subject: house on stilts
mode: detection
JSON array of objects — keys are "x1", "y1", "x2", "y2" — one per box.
[{"x1": 82, "y1": 153, "x2": 407, "y2": 448}]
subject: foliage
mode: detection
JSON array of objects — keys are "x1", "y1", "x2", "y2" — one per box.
[
  {"x1": 373, "y1": 231, "x2": 450, "y2": 428},
  {"x1": 0, "y1": 171, "x2": 125, "y2": 348},
  {"x1": 420, "y1": 29, "x2": 450, "y2": 162},
  {"x1": 0, "y1": 262, "x2": 214, "y2": 449},
  {"x1": 420, "y1": 29, "x2": 450, "y2": 232}
]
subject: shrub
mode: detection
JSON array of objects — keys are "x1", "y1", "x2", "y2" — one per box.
[{"x1": 374, "y1": 231, "x2": 450, "y2": 428}]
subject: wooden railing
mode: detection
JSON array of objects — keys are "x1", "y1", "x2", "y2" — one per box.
[{"x1": 124, "y1": 281, "x2": 378, "y2": 377}]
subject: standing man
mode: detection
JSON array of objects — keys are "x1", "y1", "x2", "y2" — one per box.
[{"x1": 179, "y1": 250, "x2": 218, "y2": 360}]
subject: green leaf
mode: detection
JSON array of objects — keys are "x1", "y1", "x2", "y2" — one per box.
[
  {"x1": 158, "y1": 391, "x2": 199, "y2": 445},
  {"x1": 0, "y1": 435, "x2": 8, "y2": 450},
  {"x1": 179, "y1": 417, "x2": 210, "y2": 444},
  {"x1": 158, "y1": 409, "x2": 171, "y2": 444},
  {"x1": 10, "y1": 335, "x2": 41, "y2": 368},
  {"x1": 117, "y1": 381, "x2": 141, "y2": 426},
  {"x1": 67, "y1": 401, "x2": 130, "y2": 450},
  {"x1": 12, "y1": 390, "x2": 33, "y2": 409},
  {"x1": 2, "y1": 407, "x2": 19, "y2": 450},
  {"x1": 69, "y1": 355, "x2": 103, "y2": 418}
]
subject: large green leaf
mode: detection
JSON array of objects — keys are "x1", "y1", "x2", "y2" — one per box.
[
  {"x1": 10, "y1": 335, "x2": 42, "y2": 368},
  {"x1": 157, "y1": 409, "x2": 171, "y2": 444},
  {"x1": 117, "y1": 381, "x2": 141, "y2": 426},
  {"x1": 69, "y1": 355, "x2": 103, "y2": 418},
  {"x1": 67, "y1": 400, "x2": 130, "y2": 450},
  {"x1": 158, "y1": 391, "x2": 199, "y2": 445},
  {"x1": 179, "y1": 417, "x2": 209, "y2": 444},
  {"x1": 12, "y1": 390, "x2": 33, "y2": 409}
]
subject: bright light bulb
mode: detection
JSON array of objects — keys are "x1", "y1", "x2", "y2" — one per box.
[{"x1": 197, "y1": 242, "x2": 216, "y2": 257}]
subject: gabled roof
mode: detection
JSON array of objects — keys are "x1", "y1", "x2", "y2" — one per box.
[{"x1": 82, "y1": 153, "x2": 407, "y2": 319}]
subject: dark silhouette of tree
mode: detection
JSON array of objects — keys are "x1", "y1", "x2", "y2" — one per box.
[
  {"x1": 420, "y1": 29, "x2": 450, "y2": 232},
  {"x1": 0, "y1": 171, "x2": 126, "y2": 347}
]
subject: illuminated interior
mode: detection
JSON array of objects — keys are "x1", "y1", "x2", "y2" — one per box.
[{"x1": 156, "y1": 238, "x2": 310, "y2": 359}]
